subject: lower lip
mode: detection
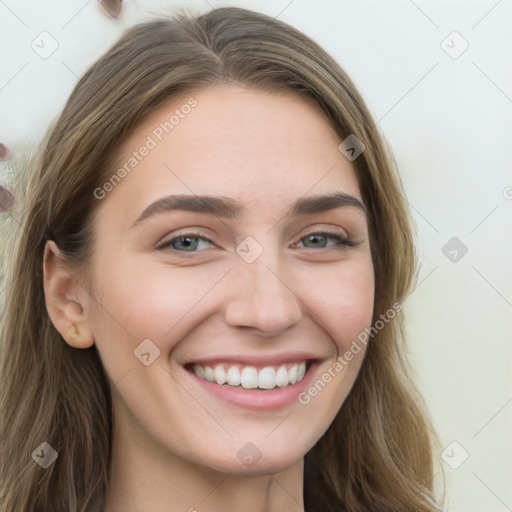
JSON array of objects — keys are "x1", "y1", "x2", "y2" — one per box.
[{"x1": 186, "y1": 363, "x2": 318, "y2": 411}]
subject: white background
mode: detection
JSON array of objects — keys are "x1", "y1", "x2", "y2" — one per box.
[{"x1": 1, "y1": 1, "x2": 511, "y2": 510}]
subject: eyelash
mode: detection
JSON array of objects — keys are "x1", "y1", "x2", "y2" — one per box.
[{"x1": 155, "y1": 229, "x2": 356, "y2": 257}]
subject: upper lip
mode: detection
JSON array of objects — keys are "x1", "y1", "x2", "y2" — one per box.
[{"x1": 184, "y1": 352, "x2": 321, "y2": 367}]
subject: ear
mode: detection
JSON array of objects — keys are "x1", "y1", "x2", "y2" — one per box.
[{"x1": 43, "y1": 240, "x2": 94, "y2": 349}]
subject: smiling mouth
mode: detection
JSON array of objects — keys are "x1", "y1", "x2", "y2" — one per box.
[{"x1": 185, "y1": 361, "x2": 312, "y2": 390}]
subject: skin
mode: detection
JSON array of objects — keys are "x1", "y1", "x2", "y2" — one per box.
[{"x1": 44, "y1": 86, "x2": 375, "y2": 512}]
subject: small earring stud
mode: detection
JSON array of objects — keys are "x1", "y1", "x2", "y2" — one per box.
[{"x1": 68, "y1": 325, "x2": 81, "y2": 341}]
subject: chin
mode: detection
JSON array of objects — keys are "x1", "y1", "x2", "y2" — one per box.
[{"x1": 199, "y1": 442, "x2": 308, "y2": 477}]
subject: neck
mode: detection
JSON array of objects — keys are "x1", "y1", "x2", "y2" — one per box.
[{"x1": 105, "y1": 407, "x2": 305, "y2": 512}]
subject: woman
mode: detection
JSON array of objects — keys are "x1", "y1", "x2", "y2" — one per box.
[{"x1": 0, "y1": 7, "x2": 444, "y2": 511}]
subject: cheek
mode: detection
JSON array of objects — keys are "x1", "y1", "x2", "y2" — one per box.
[
  {"x1": 302, "y1": 257, "x2": 375, "y2": 349},
  {"x1": 292, "y1": 259, "x2": 374, "y2": 434},
  {"x1": 88, "y1": 261, "x2": 229, "y2": 354}
]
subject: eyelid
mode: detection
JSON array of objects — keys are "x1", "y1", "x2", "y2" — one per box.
[
  {"x1": 155, "y1": 230, "x2": 356, "y2": 259},
  {"x1": 155, "y1": 229, "x2": 214, "y2": 251},
  {"x1": 297, "y1": 224, "x2": 349, "y2": 240},
  {"x1": 293, "y1": 228, "x2": 355, "y2": 248}
]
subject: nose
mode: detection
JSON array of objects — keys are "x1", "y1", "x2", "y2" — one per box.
[{"x1": 224, "y1": 253, "x2": 303, "y2": 338}]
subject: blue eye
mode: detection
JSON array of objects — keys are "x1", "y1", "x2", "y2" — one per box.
[
  {"x1": 298, "y1": 231, "x2": 355, "y2": 250},
  {"x1": 157, "y1": 234, "x2": 213, "y2": 253},
  {"x1": 156, "y1": 230, "x2": 355, "y2": 258}
]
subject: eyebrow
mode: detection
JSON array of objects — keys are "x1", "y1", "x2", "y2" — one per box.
[{"x1": 130, "y1": 191, "x2": 366, "y2": 228}]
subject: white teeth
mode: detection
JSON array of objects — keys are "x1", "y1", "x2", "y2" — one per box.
[
  {"x1": 192, "y1": 361, "x2": 309, "y2": 390},
  {"x1": 241, "y1": 366, "x2": 258, "y2": 389},
  {"x1": 258, "y1": 367, "x2": 276, "y2": 390},
  {"x1": 227, "y1": 365, "x2": 241, "y2": 386},
  {"x1": 288, "y1": 365, "x2": 297, "y2": 385},
  {"x1": 275, "y1": 365, "x2": 289, "y2": 387},
  {"x1": 214, "y1": 364, "x2": 227, "y2": 385},
  {"x1": 193, "y1": 365, "x2": 205, "y2": 379},
  {"x1": 204, "y1": 366, "x2": 214, "y2": 382}
]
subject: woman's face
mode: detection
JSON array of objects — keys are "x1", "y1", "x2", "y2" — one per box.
[{"x1": 85, "y1": 86, "x2": 374, "y2": 474}]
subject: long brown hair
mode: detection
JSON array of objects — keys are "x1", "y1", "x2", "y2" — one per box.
[{"x1": 0, "y1": 7, "x2": 443, "y2": 511}]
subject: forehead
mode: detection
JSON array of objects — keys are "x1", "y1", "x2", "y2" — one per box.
[{"x1": 97, "y1": 86, "x2": 362, "y2": 221}]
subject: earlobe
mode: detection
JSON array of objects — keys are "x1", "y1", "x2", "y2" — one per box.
[
  {"x1": 66, "y1": 323, "x2": 93, "y2": 348},
  {"x1": 43, "y1": 240, "x2": 95, "y2": 349}
]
